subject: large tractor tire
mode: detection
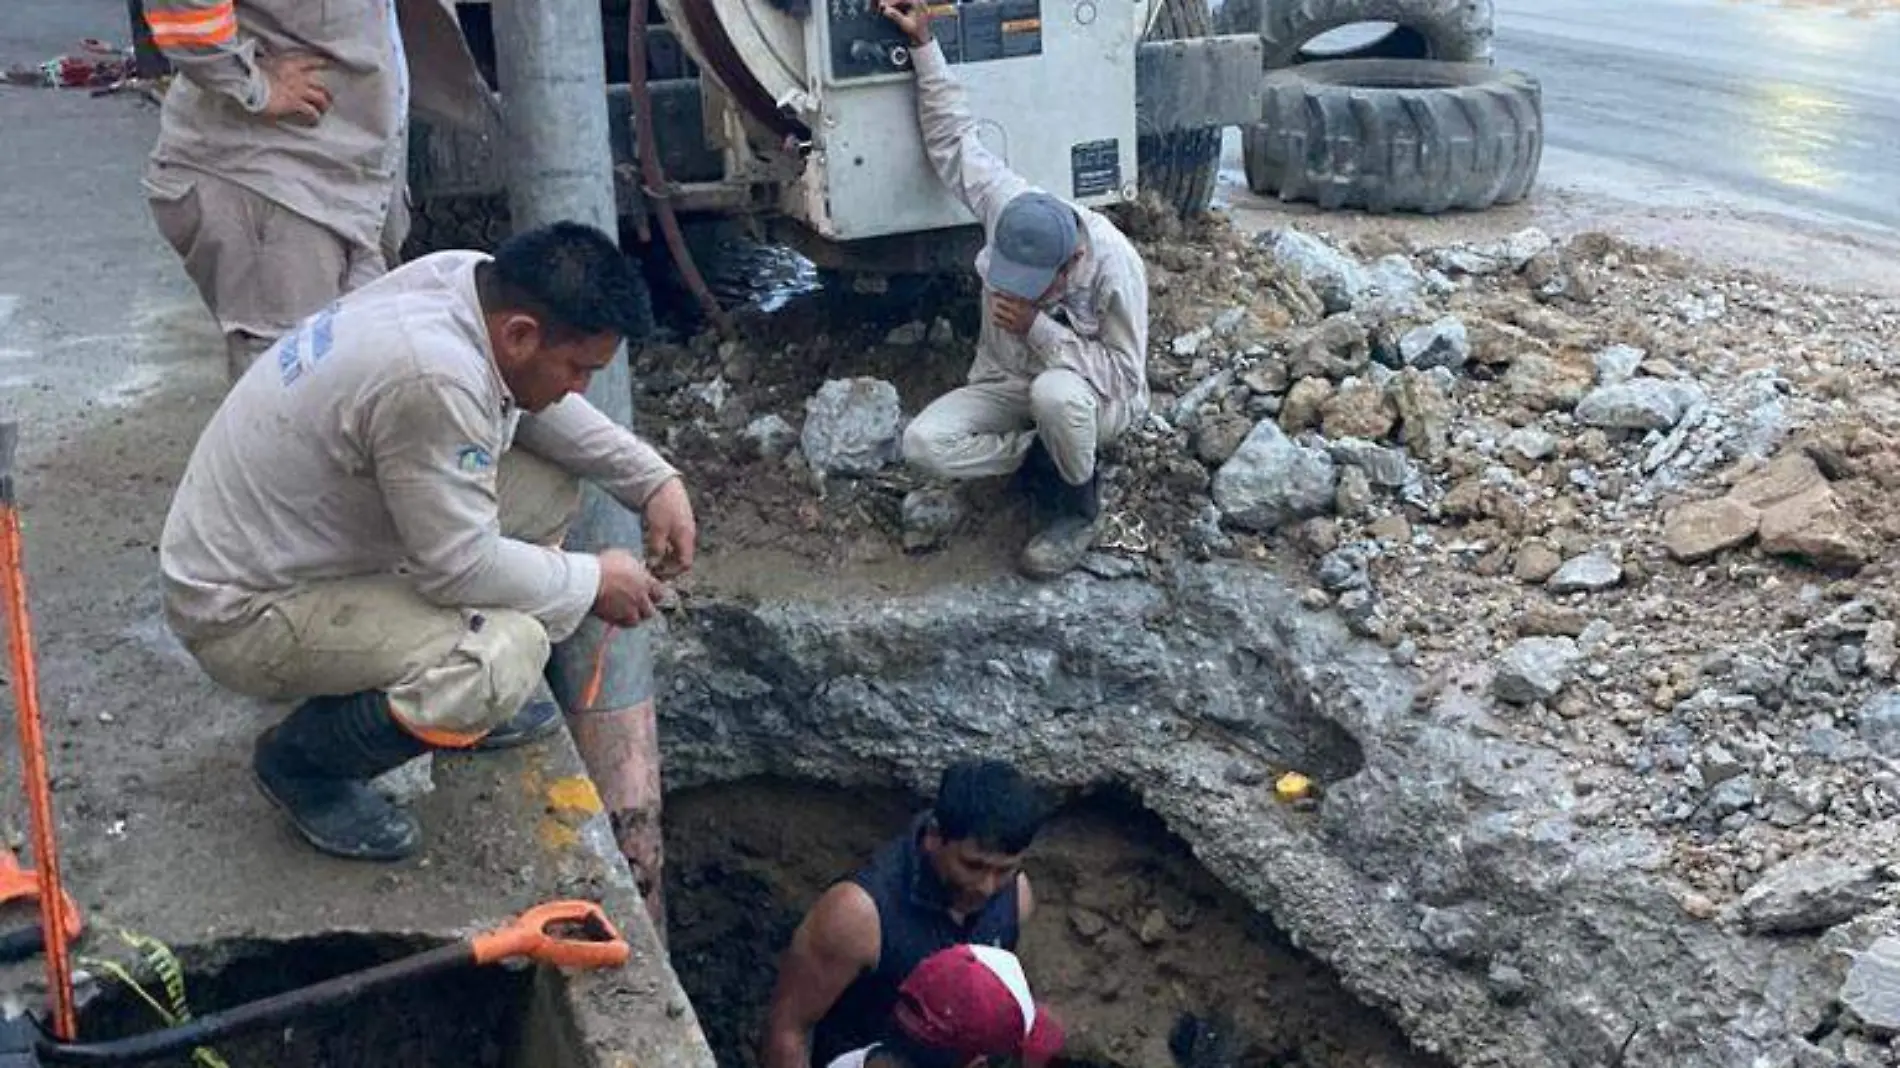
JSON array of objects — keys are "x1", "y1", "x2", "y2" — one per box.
[
  {"x1": 1214, "y1": 0, "x2": 1493, "y2": 67},
  {"x1": 1137, "y1": 0, "x2": 1224, "y2": 219},
  {"x1": 1217, "y1": 0, "x2": 1496, "y2": 200},
  {"x1": 1246, "y1": 59, "x2": 1541, "y2": 214}
]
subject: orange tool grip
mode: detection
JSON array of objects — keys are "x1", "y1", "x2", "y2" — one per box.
[
  {"x1": 0, "y1": 847, "x2": 83, "y2": 942},
  {"x1": 470, "y1": 900, "x2": 631, "y2": 970}
]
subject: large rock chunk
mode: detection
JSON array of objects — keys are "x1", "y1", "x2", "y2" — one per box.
[
  {"x1": 1493, "y1": 636, "x2": 1584, "y2": 705},
  {"x1": 1731, "y1": 451, "x2": 1828, "y2": 510},
  {"x1": 1859, "y1": 690, "x2": 1900, "y2": 758},
  {"x1": 1265, "y1": 229, "x2": 1366, "y2": 314},
  {"x1": 1841, "y1": 936, "x2": 1900, "y2": 1035},
  {"x1": 801, "y1": 377, "x2": 902, "y2": 476},
  {"x1": 1575, "y1": 378, "x2": 1699, "y2": 432},
  {"x1": 1393, "y1": 368, "x2": 1454, "y2": 461},
  {"x1": 1321, "y1": 379, "x2": 1397, "y2": 440},
  {"x1": 1547, "y1": 552, "x2": 1622, "y2": 594},
  {"x1": 1503, "y1": 349, "x2": 1596, "y2": 411},
  {"x1": 1289, "y1": 313, "x2": 1371, "y2": 381},
  {"x1": 1733, "y1": 855, "x2": 1889, "y2": 935},
  {"x1": 1663, "y1": 498, "x2": 1761, "y2": 562},
  {"x1": 1213, "y1": 421, "x2": 1338, "y2": 532},
  {"x1": 1757, "y1": 484, "x2": 1871, "y2": 569},
  {"x1": 1400, "y1": 316, "x2": 1471, "y2": 372}
]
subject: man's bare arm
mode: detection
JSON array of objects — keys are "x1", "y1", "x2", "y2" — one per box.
[{"x1": 761, "y1": 883, "x2": 881, "y2": 1068}]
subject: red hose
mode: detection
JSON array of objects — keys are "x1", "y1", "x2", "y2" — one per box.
[{"x1": 629, "y1": 1, "x2": 733, "y2": 336}]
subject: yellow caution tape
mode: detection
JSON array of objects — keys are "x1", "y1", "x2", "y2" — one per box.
[{"x1": 77, "y1": 926, "x2": 231, "y2": 1068}]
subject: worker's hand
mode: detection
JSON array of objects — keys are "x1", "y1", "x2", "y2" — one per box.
[
  {"x1": 989, "y1": 293, "x2": 1038, "y2": 337},
  {"x1": 259, "y1": 53, "x2": 332, "y2": 124},
  {"x1": 879, "y1": 0, "x2": 931, "y2": 45},
  {"x1": 643, "y1": 477, "x2": 698, "y2": 581},
  {"x1": 592, "y1": 548, "x2": 670, "y2": 627}
]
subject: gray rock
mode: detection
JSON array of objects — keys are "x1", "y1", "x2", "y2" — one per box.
[
  {"x1": 1326, "y1": 438, "x2": 1413, "y2": 489},
  {"x1": 1857, "y1": 691, "x2": 1900, "y2": 758},
  {"x1": 1842, "y1": 936, "x2": 1900, "y2": 1035},
  {"x1": 1317, "y1": 548, "x2": 1370, "y2": 593},
  {"x1": 1419, "y1": 905, "x2": 1491, "y2": 964},
  {"x1": 1735, "y1": 856, "x2": 1889, "y2": 934},
  {"x1": 1172, "y1": 327, "x2": 1213, "y2": 358},
  {"x1": 1212, "y1": 421, "x2": 1338, "y2": 532},
  {"x1": 1805, "y1": 725, "x2": 1855, "y2": 762},
  {"x1": 1493, "y1": 637, "x2": 1584, "y2": 705},
  {"x1": 1431, "y1": 229, "x2": 1553, "y2": 276},
  {"x1": 741, "y1": 414, "x2": 800, "y2": 462},
  {"x1": 1707, "y1": 775, "x2": 1757, "y2": 820},
  {"x1": 1575, "y1": 378, "x2": 1701, "y2": 432},
  {"x1": 884, "y1": 321, "x2": 927, "y2": 346},
  {"x1": 800, "y1": 377, "x2": 903, "y2": 476},
  {"x1": 1265, "y1": 229, "x2": 1367, "y2": 314},
  {"x1": 1502, "y1": 427, "x2": 1558, "y2": 464},
  {"x1": 1400, "y1": 316, "x2": 1471, "y2": 371},
  {"x1": 1592, "y1": 345, "x2": 1646, "y2": 386},
  {"x1": 1362, "y1": 255, "x2": 1429, "y2": 309},
  {"x1": 901, "y1": 487, "x2": 969, "y2": 552},
  {"x1": 1547, "y1": 553, "x2": 1623, "y2": 594},
  {"x1": 371, "y1": 753, "x2": 435, "y2": 804}
]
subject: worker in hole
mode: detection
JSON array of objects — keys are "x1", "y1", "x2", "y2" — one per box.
[
  {"x1": 158, "y1": 221, "x2": 697, "y2": 862},
  {"x1": 822, "y1": 943, "x2": 1066, "y2": 1068},
  {"x1": 763, "y1": 760, "x2": 1052, "y2": 1068},
  {"x1": 140, "y1": 0, "x2": 496, "y2": 382},
  {"x1": 881, "y1": 0, "x2": 1150, "y2": 581}
]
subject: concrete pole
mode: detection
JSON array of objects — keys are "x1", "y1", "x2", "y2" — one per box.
[{"x1": 494, "y1": 0, "x2": 668, "y2": 944}]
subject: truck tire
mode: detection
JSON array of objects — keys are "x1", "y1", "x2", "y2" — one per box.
[
  {"x1": 1137, "y1": 0, "x2": 1223, "y2": 218},
  {"x1": 1213, "y1": 0, "x2": 1493, "y2": 67},
  {"x1": 1246, "y1": 59, "x2": 1541, "y2": 214}
]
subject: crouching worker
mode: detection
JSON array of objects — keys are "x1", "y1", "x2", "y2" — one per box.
[
  {"x1": 157, "y1": 221, "x2": 696, "y2": 862},
  {"x1": 825, "y1": 944, "x2": 1065, "y2": 1068},
  {"x1": 882, "y1": 0, "x2": 1150, "y2": 580}
]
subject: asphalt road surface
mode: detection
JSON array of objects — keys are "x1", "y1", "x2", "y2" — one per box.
[{"x1": 1497, "y1": 0, "x2": 1900, "y2": 235}]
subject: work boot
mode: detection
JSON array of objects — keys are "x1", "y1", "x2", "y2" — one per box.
[
  {"x1": 1019, "y1": 468, "x2": 1104, "y2": 580},
  {"x1": 252, "y1": 691, "x2": 430, "y2": 862},
  {"x1": 474, "y1": 681, "x2": 564, "y2": 751}
]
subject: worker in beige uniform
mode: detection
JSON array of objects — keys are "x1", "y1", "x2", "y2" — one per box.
[
  {"x1": 884, "y1": 0, "x2": 1150, "y2": 580},
  {"x1": 158, "y1": 222, "x2": 696, "y2": 862},
  {"x1": 141, "y1": 0, "x2": 496, "y2": 380}
]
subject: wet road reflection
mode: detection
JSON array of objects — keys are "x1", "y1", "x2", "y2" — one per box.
[{"x1": 1495, "y1": 0, "x2": 1900, "y2": 232}]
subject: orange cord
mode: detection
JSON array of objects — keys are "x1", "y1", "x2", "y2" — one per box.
[
  {"x1": 579, "y1": 624, "x2": 617, "y2": 710},
  {"x1": 0, "y1": 505, "x2": 78, "y2": 1040}
]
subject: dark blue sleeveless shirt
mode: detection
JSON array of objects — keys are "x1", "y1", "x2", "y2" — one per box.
[{"x1": 808, "y1": 814, "x2": 1021, "y2": 1068}]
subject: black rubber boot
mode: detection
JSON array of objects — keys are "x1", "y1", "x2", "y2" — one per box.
[
  {"x1": 474, "y1": 681, "x2": 564, "y2": 751},
  {"x1": 1020, "y1": 467, "x2": 1104, "y2": 580},
  {"x1": 252, "y1": 691, "x2": 429, "y2": 862}
]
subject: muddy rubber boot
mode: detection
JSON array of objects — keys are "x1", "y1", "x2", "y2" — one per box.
[
  {"x1": 474, "y1": 680, "x2": 564, "y2": 751},
  {"x1": 252, "y1": 691, "x2": 429, "y2": 862},
  {"x1": 1019, "y1": 470, "x2": 1104, "y2": 580}
]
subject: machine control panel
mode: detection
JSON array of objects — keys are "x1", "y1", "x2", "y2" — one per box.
[{"x1": 826, "y1": 0, "x2": 1043, "y2": 81}]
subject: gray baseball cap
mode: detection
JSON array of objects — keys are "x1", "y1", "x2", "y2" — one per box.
[{"x1": 985, "y1": 191, "x2": 1079, "y2": 301}]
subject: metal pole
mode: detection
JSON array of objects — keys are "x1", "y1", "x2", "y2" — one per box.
[{"x1": 493, "y1": 0, "x2": 668, "y2": 944}]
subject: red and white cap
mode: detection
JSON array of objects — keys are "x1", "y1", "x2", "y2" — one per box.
[{"x1": 892, "y1": 944, "x2": 1065, "y2": 1064}]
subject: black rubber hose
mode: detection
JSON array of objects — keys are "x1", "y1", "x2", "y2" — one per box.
[{"x1": 36, "y1": 943, "x2": 476, "y2": 1065}]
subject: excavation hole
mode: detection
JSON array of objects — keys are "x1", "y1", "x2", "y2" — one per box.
[
  {"x1": 69, "y1": 933, "x2": 584, "y2": 1068},
  {"x1": 665, "y1": 777, "x2": 1447, "y2": 1068}
]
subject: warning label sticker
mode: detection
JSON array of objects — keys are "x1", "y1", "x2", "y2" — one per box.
[{"x1": 1070, "y1": 139, "x2": 1120, "y2": 199}]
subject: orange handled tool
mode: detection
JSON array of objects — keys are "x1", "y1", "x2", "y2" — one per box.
[
  {"x1": 0, "y1": 421, "x2": 80, "y2": 1041},
  {"x1": 0, "y1": 844, "x2": 84, "y2": 964},
  {"x1": 38, "y1": 899, "x2": 631, "y2": 1065}
]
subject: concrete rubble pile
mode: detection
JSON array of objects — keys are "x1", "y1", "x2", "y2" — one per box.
[{"x1": 633, "y1": 213, "x2": 1900, "y2": 1068}]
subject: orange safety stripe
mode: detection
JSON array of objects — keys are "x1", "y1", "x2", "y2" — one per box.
[
  {"x1": 146, "y1": 3, "x2": 238, "y2": 48},
  {"x1": 389, "y1": 708, "x2": 488, "y2": 750}
]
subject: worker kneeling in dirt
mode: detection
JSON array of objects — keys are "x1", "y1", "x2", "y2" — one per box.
[
  {"x1": 882, "y1": 0, "x2": 1149, "y2": 581},
  {"x1": 763, "y1": 760, "x2": 1050, "y2": 1068},
  {"x1": 157, "y1": 221, "x2": 696, "y2": 863},
  {"x1": 823, "y1": 943, "x2": 1065, "y2": 1068}
]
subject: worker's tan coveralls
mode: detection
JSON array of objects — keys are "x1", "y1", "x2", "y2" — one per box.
[
  {"x1": 142, "y1": 0, "x2": 496, "y2": 380},
  {"x1": 158, "y1": 251, "x2": 680, "y2": 746},
  {"x1": 900, "y1": 40, "x2": 1151, "y2": 488}
]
